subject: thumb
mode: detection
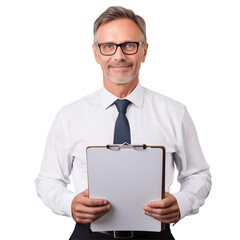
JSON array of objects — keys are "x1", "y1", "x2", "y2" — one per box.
[{"x1": 82, "y1": 188, "x2": 89, "y2": 197}]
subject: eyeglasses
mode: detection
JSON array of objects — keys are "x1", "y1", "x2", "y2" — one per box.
[{"x1": 95, "y1": 42, "x2": 145, "y2": 56}]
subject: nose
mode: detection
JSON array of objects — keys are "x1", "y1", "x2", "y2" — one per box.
[{"x1": 114, "y1": 45, "x2": 126, "y2": 60}]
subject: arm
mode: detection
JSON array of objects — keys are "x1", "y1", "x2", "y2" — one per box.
[
  {"x1": 173, "y1": 107, "x2": 211, "y2": 220},
  {"x1": 35, "y1": 110, "x2": 111, "y2": 221},
  {"x1": 35, "y1": 110, "x2": 75, "y2": 216},
  {"x1": 144, "y1": 107, "x2": 211, "y2": 223}
]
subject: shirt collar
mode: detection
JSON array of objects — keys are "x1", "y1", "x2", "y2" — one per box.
[{"x1": 100, "y1": 82, "x2": 144, "y2": 110}]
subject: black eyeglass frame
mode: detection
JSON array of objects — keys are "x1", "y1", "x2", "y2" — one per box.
[{"x1": 95, "y1": 42, "x2": 145, "y2": 56}]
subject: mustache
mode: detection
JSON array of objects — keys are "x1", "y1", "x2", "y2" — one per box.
[{"x1": 107, "y1": 61, "x2": 133, "y2": 68}]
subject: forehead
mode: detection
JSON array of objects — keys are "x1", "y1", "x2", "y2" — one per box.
[{"x1": 97, "y1": 18, "x2": 142, "y2": 43}]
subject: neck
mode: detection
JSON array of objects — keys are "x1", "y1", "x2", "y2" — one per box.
[{"x1": 103, "y1": 77, "x2": 139, "y2": 99}]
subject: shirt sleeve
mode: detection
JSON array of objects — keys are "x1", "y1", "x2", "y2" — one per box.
[
  {"x1": 172, "y1": 107, "x2": 212, "y2": 220},
  {"x1": 35, "y1": 110, "x2": 75, "y2": 217}
]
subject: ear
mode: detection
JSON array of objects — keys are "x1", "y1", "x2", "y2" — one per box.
[
  {"x1": 141, "y1": 43, "x2": 148, "y2": 63},
  {"x1": 92, "y1": 44, "x2": 100, "y2": 64}
]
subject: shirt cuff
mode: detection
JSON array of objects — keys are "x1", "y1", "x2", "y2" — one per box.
[
  {"x1": 172, "y1": 191, "x2": 192, "y2": 220},
  {"x1": 61, "y1": 191, "x2": 76, "y2": 217}
]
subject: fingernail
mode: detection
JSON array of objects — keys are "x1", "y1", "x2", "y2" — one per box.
[{"x1": 103, "y1": 200, "x2": 108, "y2": 205}]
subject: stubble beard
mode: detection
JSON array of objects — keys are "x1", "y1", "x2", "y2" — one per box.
[
  {"x1": 104, "y1": 61, "x2": 138, "y2": 85},
  {"x1": 104, "y1": 72, "x2": 134, "y2": 84}
]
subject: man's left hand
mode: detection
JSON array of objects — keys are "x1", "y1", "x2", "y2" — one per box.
[{"x1": 143, "y1": 192, "x2": 180, "y2": 224}]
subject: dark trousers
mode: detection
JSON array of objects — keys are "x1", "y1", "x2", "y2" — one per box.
[{"x1": 69, "y1": 223, "x2": 175, "y2": 239}]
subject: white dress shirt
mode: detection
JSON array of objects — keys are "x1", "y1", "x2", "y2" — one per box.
[{"x1": 36, "y1": 82, "x2": 211, "y2": 220}]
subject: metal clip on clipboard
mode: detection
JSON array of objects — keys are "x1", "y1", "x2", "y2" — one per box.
[{"x1": 106, "y1": 142, "x2": 147, "y2": 150}]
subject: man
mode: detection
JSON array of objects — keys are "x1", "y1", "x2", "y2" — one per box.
[{"x1": 36, "y1": 6, "x2": 211, "y2": 239}]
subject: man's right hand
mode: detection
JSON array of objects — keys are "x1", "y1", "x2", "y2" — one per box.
[{"x1": 71, "y1": 189, "x2": 111, "y2": 224}]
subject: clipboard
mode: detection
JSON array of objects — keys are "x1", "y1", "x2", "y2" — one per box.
[{"x1": 86, "y1": 143, "x2": 165, "y2": 232}]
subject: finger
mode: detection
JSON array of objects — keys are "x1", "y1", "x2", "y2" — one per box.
[
  {"x1": 164, "y1": 192, "x2": 171, "y2": 197},
  {"x1": 76, "y1": 204, "x2": 111, "y2": 215},
  {"x1": 76, "y1": 213, "x2": 107, "y2": 224},
  {"x1": 82, "y1": 189, "x2": 89, "y2": 197},
  {"x1": 76, "y1": 210, "x2": 110, "y2": 222},
  {"x1": 159, "y1": 211, "x2": 179, "y2": 221},
  {"x1": 76, "y1": 212, "x2": 103, "y2": 220},
  {"x1": 75, "y1": 218, "x2": 93, "y2": 224},
  {"x1": 74, "y1": 205, "x2": 111, "y2": 224},
  {"x1": 144, "y1": 204, "x2": 179, "y2": 216},
  {"x1": 144, "y1": 211, "x2": 179, "y2": 224},
  {"x1": 74, "y1": 215, "x2": 107, "y2": 224},
  {"x1": 81, "y1": 196, "x2": 108, "y2": 207},
  {"x1": 148, "y1": 194, "x2": 176, "y2": 208}
]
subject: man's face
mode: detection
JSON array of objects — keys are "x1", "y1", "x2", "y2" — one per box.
[{"x1": 93, "y1": 18, "x2": 148, "y2": 85}]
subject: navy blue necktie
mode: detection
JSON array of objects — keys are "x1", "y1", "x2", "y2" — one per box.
[{"x1": 113, "y1": 99, "x2": 131, "y2": 144}]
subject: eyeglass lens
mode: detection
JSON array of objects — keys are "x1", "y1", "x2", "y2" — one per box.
[{"x1": 100, "y1": 42, "x2": 138, "y2": 55}]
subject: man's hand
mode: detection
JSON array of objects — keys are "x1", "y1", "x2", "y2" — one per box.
[
  {"x1": 143, "y1": 192, "x2": 180, "y2": 224},
  {"x1": 71, "y1": 189, "x2": 111, "y2": 224}
]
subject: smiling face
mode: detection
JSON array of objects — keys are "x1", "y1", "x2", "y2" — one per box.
[{"x1": 93, "y1": 18, "x2": 148, "y2": 86}]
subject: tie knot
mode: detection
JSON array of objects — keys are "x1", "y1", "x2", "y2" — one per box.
[{"x1": 114, "y1": 99, "x2": 131, "y2": 113}]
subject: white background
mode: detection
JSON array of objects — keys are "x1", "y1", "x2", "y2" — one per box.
[{"x1": 0, "y1": 0, "x2": 239, "y2": 239}]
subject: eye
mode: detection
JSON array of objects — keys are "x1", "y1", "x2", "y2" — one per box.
[
  {"x1": 123, "y1": 42, "x2": 136, "y2": 50},
  {"x1": 126, "y1": 43, "x2": 134, "y2": 48},
  {"x1": 102, "y1": 43, "x2": 114, "y2": 50}
]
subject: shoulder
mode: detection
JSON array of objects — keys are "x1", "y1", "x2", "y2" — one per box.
[
  {"x1": 143, "y1": 86, "x2": 186, "y2": 115},
  {"x1": 58, "y1": 89, "x2": 101, "y2": 117}
]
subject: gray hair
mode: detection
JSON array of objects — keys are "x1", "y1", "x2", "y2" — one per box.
[{"x1": 93, "y1": 6, "x2": 147, "y2": 43}]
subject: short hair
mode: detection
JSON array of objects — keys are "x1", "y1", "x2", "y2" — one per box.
[{"x1": 93, "y1": 6, "x2": 147, "y2": 43}]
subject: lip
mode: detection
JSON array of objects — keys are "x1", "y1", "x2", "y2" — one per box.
[{"x1": 110, "y1": 65, "x2": 132, "y2": 69}]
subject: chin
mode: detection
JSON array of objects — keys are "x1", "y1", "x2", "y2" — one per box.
[
  {"x1": 108, "y1": 76, "x2": 133, "y2": 85},
  {"x1": 113, "y1": 80, "x2": 131, "y2": 85}
]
